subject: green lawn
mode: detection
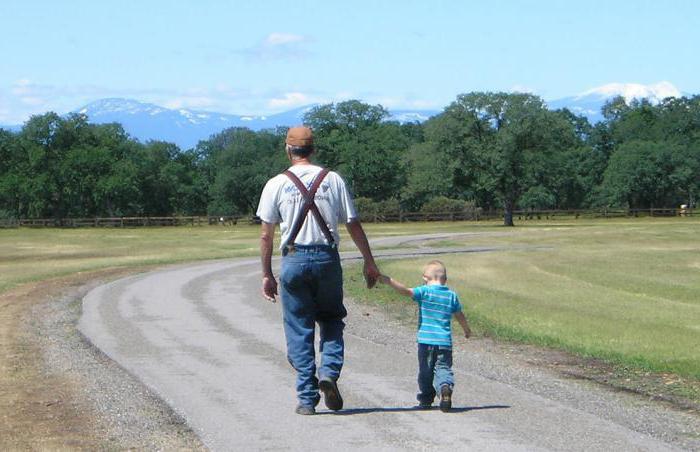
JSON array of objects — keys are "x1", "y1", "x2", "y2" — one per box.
[
  {"x1": 0, "y1": 225, "x2": 264, "y2": 293},
  {"x1": 0, "y1": 220, "x2": 501, "y2": 293},
  {"x1": 347, "y1": 218, "x2": 700, "y2": 380},
  {"x1": 4, "y1": 218, "x2": 699, "y2": 381}
]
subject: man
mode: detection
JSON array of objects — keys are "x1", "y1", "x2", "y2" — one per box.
[{"x1": 257, "y1": 126, "x2": 380, "y2": 415}]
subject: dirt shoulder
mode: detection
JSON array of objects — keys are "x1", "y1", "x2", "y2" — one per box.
[{"x1": 0, "y1": 268, "x2": 205, "y2": 451}]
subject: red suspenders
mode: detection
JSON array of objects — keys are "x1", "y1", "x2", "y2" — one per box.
[{"x1": 283, "y1": 168, "x2": 336, "y2": 250}]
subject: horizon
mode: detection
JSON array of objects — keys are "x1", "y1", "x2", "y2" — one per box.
[
  {"x1": 2, "y1": 1, "x2": 698, "y2": 124},
  {"x1": 3, "y1": 80, "x2": 695, "y2": 127}
]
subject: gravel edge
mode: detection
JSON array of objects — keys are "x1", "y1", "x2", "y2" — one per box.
[{"x1": 26, "y1": 276, "x2": 206, "y2": 451}]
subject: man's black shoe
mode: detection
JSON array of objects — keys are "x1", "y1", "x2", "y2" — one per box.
[
  {"x1": 417, "y1": 402, "x2": 433, "y2": 410},
  {"x1": 439, "y1": 385, "x2": 452, "y2": 412},
  {"x1": 319, "y1": 377, "x2": 343, "y2": 411},
  {"x1": 295, "y1": 404, "x2": 316, "y2": 415}
]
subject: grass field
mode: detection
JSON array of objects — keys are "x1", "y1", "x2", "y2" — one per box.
[
  {"x1": 0, "y1": 226, "x2": 264, "y2": 293},
  {"x1": 3, "y1": 218, "x2": 699, "y2": 383},
  {"x1": 0, "y1": 221, "x2": 494, "y2": 294},
  {"x1": 346, "y1": 218, "x2": 700, "y2": 381}
]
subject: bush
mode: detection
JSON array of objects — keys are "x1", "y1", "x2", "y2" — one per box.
[
  {"x1": 354, "y1": 197, "x2": 401, "y2": 221},
  {"x1": 519, "y1": 186, "x2": 556, "y2": 210},
  {"x1": 419, "y1": 197, "x2": 481, "y2": 220},
  {"x1": 0, "y1": 209, "x2": 18, "y2": 228}
]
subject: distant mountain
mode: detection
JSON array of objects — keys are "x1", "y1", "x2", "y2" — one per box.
[
  {"x1": 547, "y1": 81, "x2": 682, "y2": 123},
  {"x1": 0, "y1": 124, "x2": 21, "y2": 133},
  {"x1": 64, "y1": 98, "x2": 439, "y2": 149},
  {"x1": 72, "y1": 98, "x2": 320, "y2": 149},
  {"x1": 1, "y1": 83, "x2": 689, "y2": 145}
]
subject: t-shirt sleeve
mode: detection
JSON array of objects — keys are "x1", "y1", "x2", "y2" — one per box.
[
  {"x1": 335, "y1": 173, "x2": 357, "y2": 223},
  {"x1": 452, "y1": 293, "x2": 463, "y2": 313},
  {"x1": 256, "y1": 178, "x2": 281, "y2": 224},
  {"x1": 411, "y1": 286, "x2": 425, "y2": 303}
]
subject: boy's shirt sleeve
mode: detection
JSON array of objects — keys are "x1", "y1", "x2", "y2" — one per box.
[
  {"x1": 411, "y1": 286, "x2": 425, "y2": 303},
  {"x1": 452, "y1": 293, "x2": 463, "y2": 313}
]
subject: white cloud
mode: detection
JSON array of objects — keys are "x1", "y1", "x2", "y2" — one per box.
[
  {"x1": 19, "y1": 96, "x2": 45, "y2": 106},
  {"x1": 264, "y1": 33, "x2": 305, "y2": 46},
  {"x1": 239, "y1": 32, "x2": 312, "y2": 61},
  {"x1": 363, "y1": 94, "x2": 439, "y2": 110},
  {"x1": 268, "y1": 92, "x2": 314, "y2": 109},
  {"x1": 510, "y1": 84, "x2": 536, "y2": 94}
]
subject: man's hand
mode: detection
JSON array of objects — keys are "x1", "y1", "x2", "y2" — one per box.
[
  {"x1": 262, "y1": 275, "x2": 278, "y2": 302},
  {"x1": 363, "y1": 261, "x2": 380, "y2": 289},
  {"x1": 464, "y1": 328, "x2": 472, "y2": 339}
]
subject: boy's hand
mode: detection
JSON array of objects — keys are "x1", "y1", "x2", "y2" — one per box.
[{"x1": 378, "y1": 274, "x2": 390, "y2": 284}]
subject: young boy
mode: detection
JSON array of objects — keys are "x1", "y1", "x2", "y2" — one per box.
[{"x1": 379, "y1": 260, "x2": 471, "y2": 412}]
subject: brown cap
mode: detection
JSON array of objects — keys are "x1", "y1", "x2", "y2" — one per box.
[{"x1": 286, "y1": 126, "x2": 314, "y2": 146}]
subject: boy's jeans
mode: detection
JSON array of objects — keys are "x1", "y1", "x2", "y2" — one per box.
[
  {"x1": 417, "y1": 343, "x2": 454, "y2": 404},
  {"x1": 279, "y1": 245, "x2": 346, "y2": 408}
]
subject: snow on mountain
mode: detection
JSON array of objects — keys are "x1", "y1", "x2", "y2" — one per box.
[
  {"x1": 389, "y1": 110, "x2": 439, "y2": 123},
  {"x1": 1, "y1": 84, "x2": 689, "y2": 145},
  {"x1": 65, "y1": 99, "x2": 438, "y2": 149},
  {"x1": 547, "y1": 81, "x2": 682, "y2": 123},
  {"x1": 577, "y1": 81, "x2": 680, "y2": 103}
]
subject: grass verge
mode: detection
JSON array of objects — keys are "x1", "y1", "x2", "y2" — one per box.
[{"x1": 346, "y1": 217, "x2": 700, "y2": 406}]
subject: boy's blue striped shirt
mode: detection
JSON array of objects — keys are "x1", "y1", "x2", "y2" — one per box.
[{"x1": 411, "y1": 285, "x2": 462, "y2": 348}]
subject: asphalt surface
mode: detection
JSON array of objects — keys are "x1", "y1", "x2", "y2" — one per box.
[{"x1": 79, "y1": 239, "x2": 693, "y2": 451}]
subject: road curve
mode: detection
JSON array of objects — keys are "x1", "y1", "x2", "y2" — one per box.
[{"x1": 79, "y1": 245, "x2": 686, "y2": 451}]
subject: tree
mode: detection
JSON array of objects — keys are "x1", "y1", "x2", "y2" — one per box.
[
  {"x1": 600, "y1": 141, "x2": 699, "y2": 208},
  {"x1": 201, "y1": 128, "x2": 287, "y2": 215},
  {"x1": 427, "y1": 92, "x2": 576, "y2": 225},
  {"x1": 303, "y1": 100, "x2": 411, "y2": 201}
]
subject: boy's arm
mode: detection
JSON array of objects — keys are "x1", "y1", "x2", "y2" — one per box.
[
  {"x1": 454, "y1": 311, "x2": 472, "y2": 338},
  {"x1": 378, "y1": 275, "x2": 414, "y2": 298}
]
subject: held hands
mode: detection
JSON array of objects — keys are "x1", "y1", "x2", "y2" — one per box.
[
  {"x1": 378, "y1": 274, "x2": 391, "y2": 285},
  {"x1": 363, "y1": 261, "x2": 381, "y2": 289},
  {"x1": 262, "y1": 275, "x2": 278, "y2": 302}
]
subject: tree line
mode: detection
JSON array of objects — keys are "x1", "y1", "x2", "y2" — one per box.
[{"x1": 1, "y1": 93, "x2": 698, "y2": 226}]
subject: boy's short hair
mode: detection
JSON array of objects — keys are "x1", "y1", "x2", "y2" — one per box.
[{"x1": 423, "y1": 260, "x2": 447, "y2": 282}]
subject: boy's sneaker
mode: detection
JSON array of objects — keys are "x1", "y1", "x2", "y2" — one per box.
[
  {"x1": 295, "y1": 404, "x2": 316, "y2": 415},
  {"x1": 439, "y1": 385, "x2": 452, "y2": 413},
  {"x1": 319, "y1": 377, "x2": 343, "y2": 411}
]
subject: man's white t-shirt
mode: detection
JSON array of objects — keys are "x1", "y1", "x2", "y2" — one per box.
[{"x1": 256, "y1": 165, "x2": 357, "y2": 249}]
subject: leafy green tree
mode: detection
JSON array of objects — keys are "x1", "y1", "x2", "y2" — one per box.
[
  {"x1": 426, "y1": 92, "x2": 577, "y2": 225},
  {"x1": 601, "y1": 141, "x2": 699, "y2": 208},
  {"x1": 201, "y1": 127, "x2": 287, "y2": 215},
  {"x1": 303, "y1": 100, "x2": 411, "y2": 200}
]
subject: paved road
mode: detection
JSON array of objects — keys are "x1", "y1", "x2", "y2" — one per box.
[{"x1": 79, "y1": 242, "x2": 688, "y2": 451}]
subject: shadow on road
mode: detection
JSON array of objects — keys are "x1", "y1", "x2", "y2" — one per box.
[{"x1": 317, "y1": 405, "x2": 511, "y2": 416}]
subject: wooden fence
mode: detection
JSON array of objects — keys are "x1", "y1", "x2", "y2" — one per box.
[{"x1": 0, "y1": 208, "x2": 695, "y2": 228}]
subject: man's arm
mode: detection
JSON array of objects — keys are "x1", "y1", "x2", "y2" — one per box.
[
  {"x1": 454, "y1": 311, "x2": 472, "y2": 338},
  {"x1": 378, "y1": 275, "x2": 413, "y2": 297},
  {"x1": 260, "y1": 221, "x2": 278, "y2": 302},
  {"x1": 345, "y1": 219, "x2": 380, "y2": 288}
]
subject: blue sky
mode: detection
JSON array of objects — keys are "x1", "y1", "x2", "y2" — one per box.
[{"x1": 1, "y1": 0, "x2": 698, "y2": 123}]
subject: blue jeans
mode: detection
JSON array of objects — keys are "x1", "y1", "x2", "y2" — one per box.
[
  {"x1": 279, "y1": 245, "x2": 346, "y2": 407},
  {"x1": 417, "y1": 344, "x2": 454, "y2": 404}
]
